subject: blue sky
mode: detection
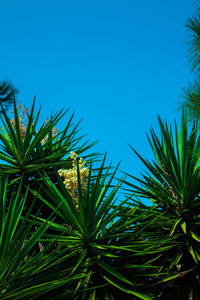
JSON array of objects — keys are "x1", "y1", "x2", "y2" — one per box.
[{"x1": 0, "y1": 0, "x2": 195, "y2": 179}]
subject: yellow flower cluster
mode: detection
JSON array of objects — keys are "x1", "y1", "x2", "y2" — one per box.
[{"x1": 58, "y1": 152, "x2": 89, "y2": 209}]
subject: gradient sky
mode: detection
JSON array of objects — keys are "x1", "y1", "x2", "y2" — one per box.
[{"x1": 0, "y1": 0, "x2": 195, "y2": 181}]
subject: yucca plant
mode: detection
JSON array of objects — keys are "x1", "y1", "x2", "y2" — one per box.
[
  {"x1": 0, "y1": 176, "x2": 97, "y2": 300},
  {"x1": 29, "y1": 157, "x2": 180, "y2": 300},
  {"x1": 0, "y1": 98, "x2": 97, "y2": 186},
  {"x1": 0, "y1": 176, "x2": 49, "y2": 294},
  {"x1": 0, "y1": 98, "x2": 99, "y2": 220},
  {"x1": 125, "y1": 113, "x2": 200, "y2": 299}
]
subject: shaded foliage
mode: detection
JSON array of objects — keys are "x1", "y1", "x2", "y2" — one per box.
[{"x1": 0, "y1": 80, "x2": 18, "y2": 112}]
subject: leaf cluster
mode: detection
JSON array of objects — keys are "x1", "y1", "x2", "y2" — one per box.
[{"x1": 1, "y1": 95, "x2": 200, "y2": 300}]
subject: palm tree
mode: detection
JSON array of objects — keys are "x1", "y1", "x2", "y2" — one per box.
[{"x1": 0, "y1": 80, "x2": 18, "y2": 112}]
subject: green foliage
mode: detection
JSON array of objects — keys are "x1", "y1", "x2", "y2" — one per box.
[
  {"x1": 2, "y1": 96, "x2": 200, "y2": 298},
  {"x1": 181, "y1": 80, "x2": 200, "y2": 122},
  {"x1": 0, "y1": 98, "x2": 96, "y2": 184},
  {"x1": 31, "y1": 159, "x2": 156, "y2": 299},
  {"x1": 186, "y1": 4, "x2": 200, "y2": 73},
  {"x1": 0, "y1": 99, "x2": 157, "y2": 299},
  {"x1": 0, "y1": 177, "x2": 78, "y2": 299},
  {"x1": 180, "y1": 2, "x2": 200, "y2": 124},
  {"x1": 125, "y1": 114, "x2": 200, "y2": 299}
]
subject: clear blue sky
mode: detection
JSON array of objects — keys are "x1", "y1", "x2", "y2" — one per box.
[{"x1": 0, "y1": 0, "x2": 195, "y2": 179}]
